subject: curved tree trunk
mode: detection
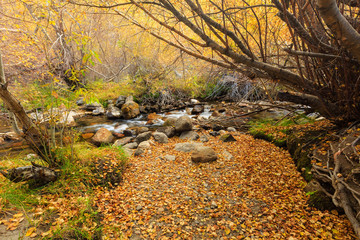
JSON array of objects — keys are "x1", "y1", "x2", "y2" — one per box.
[
  {"x1": 317, "y1": 0, "x2": 360, "y2": 61},
  {"x1": 0, "y1": 51, "x2": 56, "y2": 166}
]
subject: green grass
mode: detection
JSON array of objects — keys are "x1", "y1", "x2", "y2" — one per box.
[
  {"x1": 0, "y1": 140, "x2": 128, "y2": 239},
  {"x1": 248, "y1": 114, "x2": 315, "y2": 147}
]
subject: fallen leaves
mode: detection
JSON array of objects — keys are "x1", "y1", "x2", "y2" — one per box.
[{"x1": 95, "y1": 131, "x2": 355, "y2": 239}]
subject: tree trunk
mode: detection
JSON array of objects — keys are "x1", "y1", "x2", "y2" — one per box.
[
  {"x1": 0, "y1": 51, "x2": 56, "y2": 166},
  {"x1": 317, "y1": 0, "x2": 360, "y2": 61}
]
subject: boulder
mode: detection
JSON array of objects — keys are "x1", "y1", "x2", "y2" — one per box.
[
  {"x1": 92, "y1": 128, "x2": 114, "y2": 145},
  {"x1": 179, "y1": 131, "x2": 199, "y2": 140},
  {"x1": 123, "y1": 142, "x2": 138, "y2": 149},
  {"x1": 175, "y1": 116, "x2": 193, "y2": 132},
  {"x1": 163, "y1": 118, "x2": 177, "y2": 127},
  {"x1": 115, "y1": 96, "x2": 127, "y2": 108},
  {"x1": 135, "y1": 131, "x2": 152, "y2": 144},
  {"x1": 106, "y1": 106, "x2": 122, "y2": 119},
  {"x1": 156, "y1": 126, "x2": 176, "y2": 138},
  {"x1": 219, "y1": 134, "x2": 237, "y2": 142},
  {"x1": 191, "y1": 147, "x2": 217, "y2": 163},
  {"x1": 153, "y1": 132, "x2": 169, "y2": 143},
  {"x1": 191, "y1": 105, "x2": 204, "y2": 114},
  {"x1": 92, "y1": 107, "x2": 105, "y2": 116},
  {"x1": 85, "y1": 102, "x2": 102, "y2": 111},
  {"x1": 121, "y1": 101, "x2": 140, "y2": 119},
  {"x1": 113, "y1": 137, "x2": 133, "y2": 147},
  {"x1": 174, "y1": 142, "x2": 203, "y2": 153}
]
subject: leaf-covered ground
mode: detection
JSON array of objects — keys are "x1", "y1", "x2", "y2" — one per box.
[{"x1": 95, "y1": 132, "x2": 355, "y2": 239}]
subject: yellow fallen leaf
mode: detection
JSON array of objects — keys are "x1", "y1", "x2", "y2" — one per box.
[
  {"x1": 13, "y1": 213, "x2": 23, "y2": 218},
  {"x1": 224, "y1": 228, "x2": 231, "y2": 235},
  {"x1": 26, "y1": 227, "x2": 36, "y2": 237}
]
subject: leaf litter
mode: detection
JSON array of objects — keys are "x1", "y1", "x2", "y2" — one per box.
[{"x1": 95, "y1": 131, "x2": 355, "y2": 239}]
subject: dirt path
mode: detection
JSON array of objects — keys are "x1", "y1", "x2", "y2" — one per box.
[{"x1": 95, "y1": 132, "x2": 355, "y2": 239}]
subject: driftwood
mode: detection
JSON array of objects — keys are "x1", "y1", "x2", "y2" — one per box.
[{"x1": 0, "y1": 162, "x2": 58, "y2": 186}]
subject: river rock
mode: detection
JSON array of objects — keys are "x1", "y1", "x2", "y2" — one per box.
[
  {"x1": 220, "y1": 134, "x2": 237, "y2": 142},
  {"x1": 153, "y1": 132, "x2": 168, "y2": 143},
  {"x1": 113, "y1": 137, "x2": 133, "y2": 147},
  {"x1": 179, "y1": 131, "x2": 199, "y2": 140},
  {"x1": 156, "y1": 126, "x2": 176, "y2": 138},
  {"x1": 135, "y1": 131, "x2": 152, "y2": 144},
  {"x1": 175, "y1": 116, "x2": 193, "y2": 132},
  {"x1": 115, "y1": 96, "x2": 127, "y2": 108},
  {"x1": 174, "y1": 142, "x2": 203, "y2": 153},
  {"x1": 227, "y1": 127, "x2": 236, "y2": 132},
  {"x1": 106, "y1": 106, "x2": 122, "y2": 119},
  {"x1": 59, "y1": 110, "x2": 79, "y2": 126},
  {"x1": 200, "y1": 134, "x2": 209, "y2": 142},
  {"x1": 190, "y1": 99, "x2": 200, "y2": 104},
  {"x1": 222, "y1": 150, "x2": 234, "y2": 160},
  {"x1": 123, "y1": 142, "x2": 138, "y2": 149},
  {"x1": 137, "y1": 127, "x2": 149, "y2": 134},
  {"x1": 85, "y1": 102, "x2": 102, "y2": 111},
  {"x1": 163, "y1": 118, "x2": 177, "y2": 127},
  {"x1": 191, "y1": 105, "x2": 204, "y2": 114},
  {"x1": 138, "y1": 141, "x2": 151, "y2": 149},
  {"x1": 92, "y1": 106, "x2": 105, "y2": 116},
  {"x1": 76, "y1": 98, "x2": 85, "y2": 106},
  {"x1": 191, "y1": 146, "x2": 217, "y2": 163},
  {"x1": 123, "y1": 129, "x2": 135, "y2": 136},
  {"x1": 164, "y1": 155, "x2": 176, "y2": 161},
  {"x1": 121, "y1": 101, "x2": 140, "y2": 119},
  {"x1": 92, "y1": 128, "x2": 114, "y2": 145}
]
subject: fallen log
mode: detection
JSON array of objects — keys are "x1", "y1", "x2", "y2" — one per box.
[{"x1": 0, "y1": 162, "x2": 58, "y2": 186}]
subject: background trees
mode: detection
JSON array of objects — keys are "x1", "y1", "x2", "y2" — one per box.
[{"x1": 98, "y1": 0, "x2": 360, "y2": 123}]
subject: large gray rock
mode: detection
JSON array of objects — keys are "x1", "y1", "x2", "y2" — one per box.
[
  {"x1": 191, "y1": 147, "x2": 217, "y2": 163},
  {"x1": 174, "y1": 142, "x2": 203, "y2": 153},
  {"x1": 115, "y1": 96, "x2": 127, "y2": 108},
  {"x1": 106, "y1": 106, "x2": 122, "y2": 119},
  {"x1": 113, "y1": 137, "x2": 133, "y2": 147},
  {"x1": 175, "y1": 116, "x2": 193, "y2": 132},
  {"x1": 92, "y1": 128, "x2": 114, "y2": 145},
  {"x1": 121, "y1": 101, "x2": 140, "y2": 119},
  {"x1": 156, "y1": 126, "x2": 176, "y2": 138},
  {"x1": 153, "y1": 132, "x2": 168, "y2": 143},
  {"x1": 135, "y1": 131, "x2": 152, "y2": 144},
  {"x1": 179, "y1": 131, "x2": 199, "y2": 140}
]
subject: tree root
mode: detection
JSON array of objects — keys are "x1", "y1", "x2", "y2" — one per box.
[{"x1": 311, "y1": 123, "x2": 360, "y2": 238}]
